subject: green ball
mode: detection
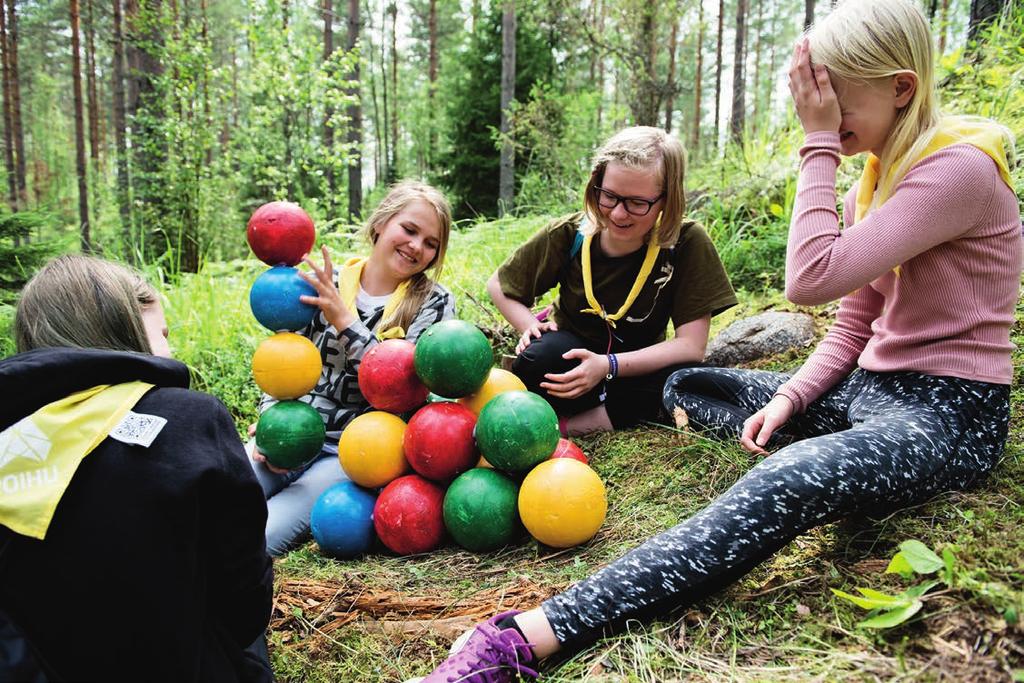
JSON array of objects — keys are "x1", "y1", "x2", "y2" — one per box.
[
  {"x1": 255, "y1": 400, "x2": 326, "y2": 469},
  {"x1": 413, "y1": 320, "x2": 494, "y2": 398},
  {"x1": 475, "y1": 391, "x2": 560, "y2": 472},
  {"x1": 443, "y1": 468, "x2": 521, "y2": 551}
]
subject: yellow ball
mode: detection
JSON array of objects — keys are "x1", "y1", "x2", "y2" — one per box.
[
  {"x1": 338, "y1": 411, "x2": 409, "y2": 488},
  {"x1": 459, "y1": 368, "x2": 527, "y2": 415},
  {"x1": 252, "y1": 332, "x2": 321, "y2": 400},
  {"x1": 518, "y1": 459, "x2": 607, "y2": 548}
]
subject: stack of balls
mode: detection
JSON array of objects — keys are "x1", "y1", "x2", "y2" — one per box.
[
  {"x1": 247, "y1": 201, "x2": 327, "y2": 471},
  {"x1": 310, "y1": 319, "x2": 608, "y2": 559}
]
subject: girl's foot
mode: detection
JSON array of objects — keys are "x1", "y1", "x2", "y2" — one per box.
[{"x1": 415, "y1": 611, "x2": 538, "y2": 682}]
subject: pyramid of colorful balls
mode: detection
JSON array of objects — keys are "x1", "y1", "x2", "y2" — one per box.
[
  {"x1": 311, "y1": 320, "x2": 609, "y2": 559},
  {"x1": 246, "y1": 201, "x2": 327, "y2": 471}
]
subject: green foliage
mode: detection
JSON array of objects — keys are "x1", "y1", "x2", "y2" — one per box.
[
  {"x1": 833, "y1": 538, "x2": 1023, "y2": 631},
  {"x1": 0, "y1": 210, "x2": 61, "y2": 305},
  {"x1": 437, "y1": 6, "x2": 555, "y2": 219}
]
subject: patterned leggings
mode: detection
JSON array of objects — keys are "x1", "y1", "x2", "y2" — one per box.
[{"x1": 540, "y1": 367, "x2": 1010, "y2": 648}]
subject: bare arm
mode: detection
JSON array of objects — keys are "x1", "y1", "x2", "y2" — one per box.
[{"x1": 487, "y1": 271, "x2": 559, "y2": 354}]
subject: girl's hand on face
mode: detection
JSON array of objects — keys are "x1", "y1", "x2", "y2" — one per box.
[
  {"x1": 516, "y1": 320, "x2": 558, "y2": 355},
  {"x1": 540, "y1": 348, "x2": 608, "y2": 399},
  {"x1": 300, "y1": 246, "x2": 356, "y2": 332},
  {"x1": 740, "y1": 394, "x2": 796, "y2": 456},
  {"x1": 788, "y1": 38, "x2": 841, "y2": 135},
  {"x1": 248, "y1": 423, "x2": 291, "y2": 474}
]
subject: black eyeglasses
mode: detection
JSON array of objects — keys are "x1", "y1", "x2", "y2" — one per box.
[{"x1": 593, "y1": 187, "x2": 665, "y2": 216}]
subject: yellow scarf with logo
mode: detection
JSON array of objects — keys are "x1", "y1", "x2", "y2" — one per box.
[
  {"x1": 579, "y1": 221, "x2": 663, "y2": 328},
  {"x1": 0, "y1": 382, "x2": 153, "y2": 540},
  {"x1": 855, "y1": 116, "x2": 1014, "y2": 223},
  {"x1": 338, "y1": 257, "x2": 409, "y2": 340},
  {"x1": 854, "y1": 117, "x2": 1013, "y2": 276}
]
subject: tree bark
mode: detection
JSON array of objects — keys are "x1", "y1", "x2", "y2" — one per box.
[
  {"x1": 323, "y1": 0, "x2": 335, "y2": 212},
  {"x1": 751, "y1": 0, "x2": 763, "y2": 135},
  {"x1": 804, "y1": 0, "x2": 815, "y2": 30},
  {"x1": 691, "y1": 0, "x2": 704, "y2": 158},
  {"x1": 111, "y1": 0, "x2": 133, "y2": 260},
  {"x1": 664, "y1": 9, "x2": 679, "y2": 133},
  {"x1": 968, "y1": 0, "x2": 1004, "y2": 44},
  {"x1": 498, "y1": 0, "x2": 515, "y2": 217},
  {"x1": 729, "y1": 0, "x2": 747, "y2": 144},
  {"x1": 346, "y1": 0, "x2": 362, "y2": 219},
  {"x1": 0, "y1": 0, "x2": 16, "y2": 213},
  {"x1": 71, "y1": 0, "x2": 91, "y2": 252},
  {"x1": 379, "y1": 0, "x2": 390, "y2": 182},
  {"x1": 84, "y1": 0, "x2": 101, "y2": 164},
  {"x1": 938, "y1": 0, "x2": 950, "y2": 53},
  {"x1": 427, "y1": 0, "x2": 437, "y2": 166},
  {"x1": 713, "y1": 0, "x2": 724, "y2": 151},
  {"x1": 388, "y1": 0, "x2": 398, "y2": 177},
  {"x1": 6, "y1": 0, "x2": 25, "y2": 210}
]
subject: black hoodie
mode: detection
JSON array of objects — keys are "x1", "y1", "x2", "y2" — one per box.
[{"x1": 0, "y1": 348, "x2": 273, "y2": 682}]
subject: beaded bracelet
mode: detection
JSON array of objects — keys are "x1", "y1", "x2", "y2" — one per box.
[{"x1": 605, "y1": 353, "x2": 618, "y2": 381}]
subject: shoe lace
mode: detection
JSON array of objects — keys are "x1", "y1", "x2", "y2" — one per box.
[{"x1": 446, "y1": 626, "x2": 539, "y2": 683}]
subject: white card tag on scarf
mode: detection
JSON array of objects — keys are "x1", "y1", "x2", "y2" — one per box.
[{"x1": 108, "y1": 411, "x2": 167, "y2": 448}]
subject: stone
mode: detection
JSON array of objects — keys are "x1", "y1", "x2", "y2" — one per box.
[{"x1": 704, "y1": 312, "x2": 816, "y2": 366}]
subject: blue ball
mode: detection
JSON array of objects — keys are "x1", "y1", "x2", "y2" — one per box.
[
  {"x1": 249, "y1": 266, "x2": 318, "y2": 332},
  {"x1": 310, "y1": 481, "x2": 377, "y2": 558}
]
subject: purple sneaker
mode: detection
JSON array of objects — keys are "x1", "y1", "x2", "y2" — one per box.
[{"x1": 419, "y1": 611, "x2": 539, "y2": 683}]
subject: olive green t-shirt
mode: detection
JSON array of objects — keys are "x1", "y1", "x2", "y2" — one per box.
[{"x1": 497, "y1": 213, "x2": 737, "y2": 351}]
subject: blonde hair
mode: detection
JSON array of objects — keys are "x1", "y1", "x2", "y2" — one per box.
[
  {"x1": 15, "y1": 254, "x2": 157, "y2": 354},
  {"x1": 582, "y1": 126, "x2": 687, "y2": 247},
  {"x1": 364, "y1": 180, "x2": 453, "y2": 332},
  {"x1": 807, "y1": 0, "x2": 1013, "y2": 200}
]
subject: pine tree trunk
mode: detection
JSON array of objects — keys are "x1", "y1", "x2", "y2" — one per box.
[
  {"x1": 968, "y1": 0, "x2": 1004, "y2": 44},
  {"x1": 938, "y1": 0, "x2": 950, "y2": 53},
  {"x1": 804, "y1": 0, "x2": 815, "y2": 30},
  {"x1": 6, "y1": 0, "x2": 25, "y2": 210},
  {"x1": 365, "y1": 0, "x2": 381, "y2": 185},
  {"x1": 379, "y1": 1, "x2": 390, "y2": 182},
  {"x1": 751, "y1": 0, "x2": 763, "y2": 135},
  {"x1": 84, "y1": 0, "x2": 101, "y2": 164},
  {"x1": 388, "y1": 1, "x2": 398, "y2": 178},
  {"x1": 111, "y1": 0, "x2": 133, "y2": 260},
  {"x1": 71, "y1": 0, "x2": 91, "y2": 252},
  {"x1": 713, "y1": 0, "x2": 724, "y2": 151},
  {"x1": 595, "y1": 0, "x2": 604, "y2": 131},
  {"x1": 664, "y1": 9, "x2": 679, "y2": 133},
  {"x1": 498, "y1": 0, "x2": 515, "y2": 217},
  {"x1": 729, "y1": 0, "x2": 747, "y2": 144},
  {"x1": 346, "y1": 0, "x2": 362, "y2": 220},
  {"x1": 0, "y1": 1, "x2": 16, "y2": 213},
  {"x1": 323, "y1": 0, "x2": 335, "y2": 214},
  {"x1": 427, "y1": 0, "x2": 437, "y2": 166},
  {"x1": 691, "y1": 0, "x2": 704, "y2": 158}
]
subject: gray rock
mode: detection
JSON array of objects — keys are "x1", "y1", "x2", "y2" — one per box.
[{"x1": 704, "y1": 312, "x2": 817, "y2": 366}]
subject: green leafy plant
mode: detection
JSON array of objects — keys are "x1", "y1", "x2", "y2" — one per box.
[{"x1": 832, "y1": 540, "x2": 948, "y2": 629}]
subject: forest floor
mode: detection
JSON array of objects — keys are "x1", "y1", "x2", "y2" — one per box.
[{"x1": 264, "y1": 287, "x2": 1024, "y2": 683}]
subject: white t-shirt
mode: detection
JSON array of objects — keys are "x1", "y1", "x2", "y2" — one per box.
[{"x1": 356, "y1": 286, "x2": 392, "y2": 312}]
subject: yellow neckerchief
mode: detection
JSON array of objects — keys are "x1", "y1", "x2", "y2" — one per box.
[
  {"x1": 855, "y1": 117, "x2": 1014, "y2": 275},
  {"x1": 579, "y1": 218, "x2": 663, "y2": 328},
  {"x1": 0, "y1": 382, "x2": 153, "y2": 540},
  {"x1": 337, "y1": 256, "x2": 408, "y2": 340}
]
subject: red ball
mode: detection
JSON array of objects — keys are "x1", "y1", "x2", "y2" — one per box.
[
  {"x1": 373, "y1": 475, "x2": 446, "y2": 555},
  {"x1": 247, "y1": 201, "x2": 315, "y2": 266},
  {"x1": 358, "y1": 339, "x2": 429, "y2": 413},
  {"x1": 550, "y1": 438, "x2": 588, "y2": 464},
  {"x1": 404, "y1": 403, "x2": 478, "y2": 481}
]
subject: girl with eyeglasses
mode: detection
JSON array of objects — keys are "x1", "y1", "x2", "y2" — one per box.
[{"x1": 487, "y1": 126, "x2": 737, "y2": 435}]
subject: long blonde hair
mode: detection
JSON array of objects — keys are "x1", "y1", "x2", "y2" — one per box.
[
  {"x1": 808, "y1": 0, "x2": 1013, "y2": 199},
  {"x1": 582, "y1": 126, "x2": 688, "y2": 247},
  {"x1": 364, "y1": 180, "x2": 452, "y2": 332},
  {"x1": 15, "y1": 254, "x2": 158, "y2": 354}
]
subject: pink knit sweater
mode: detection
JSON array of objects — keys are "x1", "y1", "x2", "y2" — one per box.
[{"x1": 776, "y1": 131, "x2": 1022, "y2": 413}]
